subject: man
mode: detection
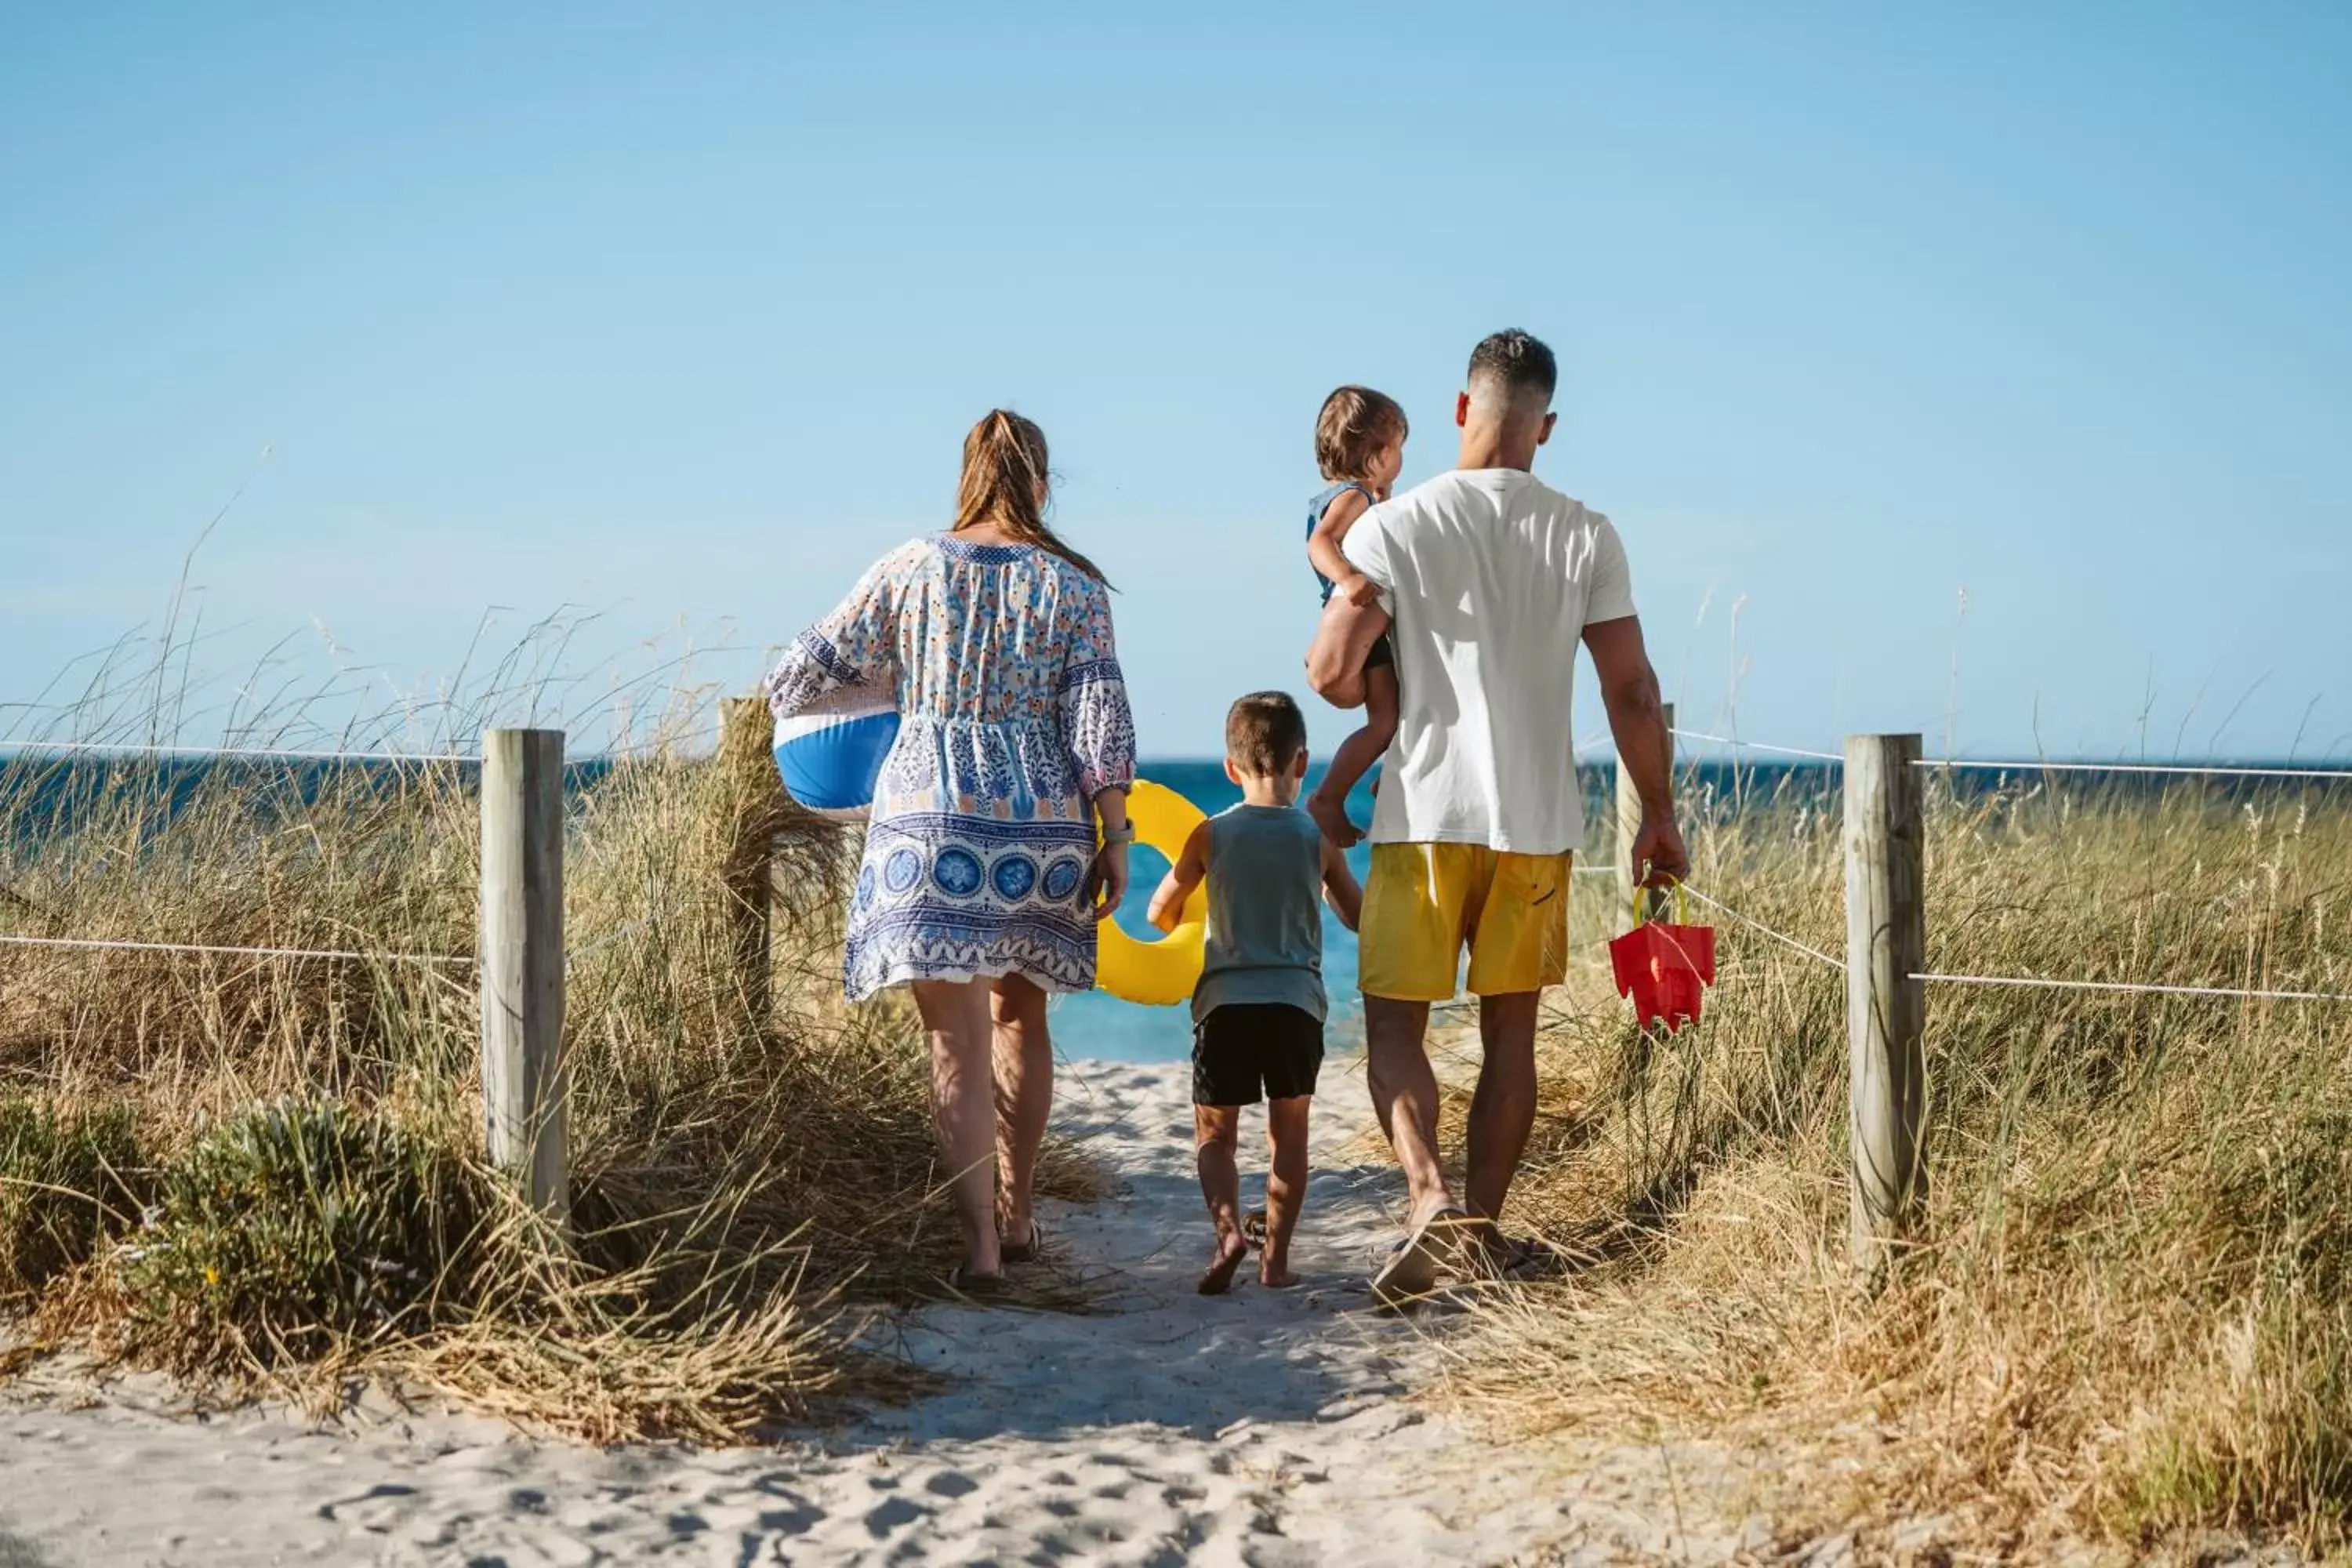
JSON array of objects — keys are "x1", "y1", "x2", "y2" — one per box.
[{"x1": 1305, "y1": 328, "x2": 1688, "y2": 1302}]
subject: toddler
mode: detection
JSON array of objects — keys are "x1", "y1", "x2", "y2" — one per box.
[{"x1": 1302, "y1": 386, "x2": 1408, "y2": 848}]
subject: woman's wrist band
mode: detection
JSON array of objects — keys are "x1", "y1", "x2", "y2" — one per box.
[{"x1": 1099, "y1": 823, "x2": 1136, "y2": 847}]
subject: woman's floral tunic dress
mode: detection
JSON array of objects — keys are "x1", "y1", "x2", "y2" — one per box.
[{"x1": 762, "y1": 535, "x2": 1138, "y2": 1001}]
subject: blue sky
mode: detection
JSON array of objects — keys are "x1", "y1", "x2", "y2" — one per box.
[{"x1": 4, "y1": 3, "x2": 2347, "y2": 761}]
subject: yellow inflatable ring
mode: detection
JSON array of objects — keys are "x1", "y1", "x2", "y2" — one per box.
[{"x1": 1095, "y1": 779, "x2": 1208, "y2": 1007}]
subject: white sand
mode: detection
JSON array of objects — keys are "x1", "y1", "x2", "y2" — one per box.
[{"x1": 0, "y1": 1059, "x2": 1775, "y2": 1566}]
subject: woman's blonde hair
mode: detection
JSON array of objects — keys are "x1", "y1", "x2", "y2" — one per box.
[{"x1": 953, "y1": 410, "x2": 1111, "y2": 586}]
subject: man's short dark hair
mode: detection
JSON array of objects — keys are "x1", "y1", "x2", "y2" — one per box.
[
  {"x1": 1467, "y1": 329, "x2": 1558, "y2": 411},
  {"x1": 1225, "y1": 691, "x2": 1308, "y2": 776}
]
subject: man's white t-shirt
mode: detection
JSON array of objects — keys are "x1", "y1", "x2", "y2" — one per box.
[{"x1": 1340, "y1": 468, "x2": 1636, "y2": 855}]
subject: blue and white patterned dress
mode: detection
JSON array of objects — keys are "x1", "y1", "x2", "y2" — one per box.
[{"x1": 762, "y1": 534, "x2": 1138, "y2": 1001}]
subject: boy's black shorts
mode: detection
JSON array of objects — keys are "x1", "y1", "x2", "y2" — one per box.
[
  {"x1": 1363, "y1": 631, "x2": 1396, "y2": 673},
  {"x1": 1193, "y1": 1003, "x2": 1324, "y2": 1106}
]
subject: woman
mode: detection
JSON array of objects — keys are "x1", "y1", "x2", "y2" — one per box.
[{"x1": 761, "y1": 411, "x2": 1135, "y2": 1288}]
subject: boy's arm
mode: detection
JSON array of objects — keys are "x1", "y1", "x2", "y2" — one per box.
[
  {"x1": 1319, "y1": 839, "x2": 1363, "y2": 933},
  {"x1": 1307, "y1": 489, "x2": 1381, "y2": 608},
  {"x1": 1147, "y1": 822, "x2": 1211, "y2": 934}
]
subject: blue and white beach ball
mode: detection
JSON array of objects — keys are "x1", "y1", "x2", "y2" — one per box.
[{"x1": 774, "y1": 686, "x2": 900, "y2": 821}]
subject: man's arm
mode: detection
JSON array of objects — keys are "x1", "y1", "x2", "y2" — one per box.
[
  {"x1": 1305, "y1": 593, "x2": 1391, "y2": 710},
  {"x1": 1583, "y1": 615, "x2": 1690, "y2": 886}
]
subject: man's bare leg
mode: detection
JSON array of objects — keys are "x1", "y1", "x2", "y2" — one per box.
[
  {"x1": 1363, "y1": 995, "x2": 1452, "y2": 1226},
  {"x1": 989, "y1": 975, "x2": 1052, "y2": 1254},
  {"x1": 1194, "y1": 1105, "x2": 1249, "y2": 1295},
  {"x1": 1465, "y1": 989, "x2": 1542, "y2": 1265},
  {"x1": 1261, "y1": 1095, "x2": 1312, "y2": 1287}
]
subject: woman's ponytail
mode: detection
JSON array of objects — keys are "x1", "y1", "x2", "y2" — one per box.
[{"x1": 953, "y1": 410, "x2": 1112, "y2": 587}]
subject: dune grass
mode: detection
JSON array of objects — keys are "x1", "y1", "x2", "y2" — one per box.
[
  {"x1": 0, "y1": 622, "x2": 1098, "y2": 1442},
  {"x1": 1446, "y1": 773, "x2": 2352, "y2": 1556}
]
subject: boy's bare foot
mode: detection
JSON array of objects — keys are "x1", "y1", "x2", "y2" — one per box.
[
  {"x1": 1305, "y1": 789, "x2": 1361, "y2": 850},
  {"x1": 1259, "y1": 1261, "x2": 1301, "y2": 1289},
  {"x1": 1199, "y1": 1230, "x2": 1249, "y2": 1296}
]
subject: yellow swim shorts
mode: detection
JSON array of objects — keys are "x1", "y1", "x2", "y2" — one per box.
[{"x1": 1358, "y1": 843, "x2": 1573, "y2": 1002}]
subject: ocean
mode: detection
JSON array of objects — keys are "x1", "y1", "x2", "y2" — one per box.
[{"x1": 7, "y1": 750, "x2": 2319, "y2": 1066}]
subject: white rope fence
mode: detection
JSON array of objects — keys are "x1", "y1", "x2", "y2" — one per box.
[
  {"x1": 1668, "y1": 728, "x2": 1845, "y2": 764},
  {"x1": 1659, "y1": 726, "x2": 2352, "y2": 784},
  {"x1": 1915, "y1": 757, "x2": 2352, "y2": 782},
  {"x1": 1676, "y1": 884, "x2": 1845, "y2": 971},
  {"x1": 0, "y1": 740, "x2": 477, "y2": 764},
  {"x1": 0, "y1": 932, "x2": 474, "y2": 966},
  {"x1": 1659, "y1": 884, "x2": 2352, "y2": 1007},
  {"x1": 1907, "y1": 971, "x2": 2352, "y2": 1005},
  {"x1": 0, "y1": 738, "x2": 652, "y2": 971}
]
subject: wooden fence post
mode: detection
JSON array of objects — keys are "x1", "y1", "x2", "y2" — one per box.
[
  {"x1": 1617, "y1": 702, "x2": 1675, "y2": 929},
  {"x1": 481, "y1": 727, "x2": 568, "y2": 1224},
  {"x1": 720, "y1": 697, "x2": 779, "y2": 1025},
  {"x1": 1845, "y1": 731, "x2": 1926, "y2": 1272}
]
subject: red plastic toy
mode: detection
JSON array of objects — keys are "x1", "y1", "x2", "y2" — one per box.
[{"x1": 1609, "y1": 884, "x2": 1716, "y2": 1033}]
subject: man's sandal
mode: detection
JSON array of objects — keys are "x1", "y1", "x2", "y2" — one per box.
[{"x1": 1370, "y1": 1207, "x2": 1474, "y2": 1308}]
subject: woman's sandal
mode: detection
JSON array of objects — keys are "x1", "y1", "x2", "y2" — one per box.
[
  {"x1": 1000, "y1": 1218, "x2": 1046, "y2": 1266},
  {"x1": 1497, "y1": 1235, "x2": 1564, "y2": 1281},
  {"x1": 950, "y1": 1265, "x2": 1008, "y2": 1297}
]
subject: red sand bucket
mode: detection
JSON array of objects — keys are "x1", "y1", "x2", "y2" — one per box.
[{"x1": 1609, "y1": 882, "x2": 1716, "y2": 1033}]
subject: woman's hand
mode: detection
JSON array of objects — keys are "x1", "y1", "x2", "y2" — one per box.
[{"x1": 1089, "y1": 843, "x2": 1131, "y2": 922}]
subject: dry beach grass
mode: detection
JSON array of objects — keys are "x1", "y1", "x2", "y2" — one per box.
[
  {"x1": 5, "y1": 612, "x2": 2350, "y2": 1559},
  {"x1": 0, "y1": 624, "x2": 1097, "y2": 1443},
  {"x1": 1446, "y1": 772, "x2": 2352, "y2": 1558}
]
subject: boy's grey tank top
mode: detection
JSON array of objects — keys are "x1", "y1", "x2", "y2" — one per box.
[{"x1": 1192, "y1": 804, "x2": 1327, "y2": 1025}]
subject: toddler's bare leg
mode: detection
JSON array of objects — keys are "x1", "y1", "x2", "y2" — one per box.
[
  {"x1": 1308, "y1": 666, "x2": 1399, "y2": 848},
  {"x1": 1195, "y1": 1105, "x2": 1249, "y2": 1295},
  {"x1": 1261, "y1": 1095, "x2": 1312, "y2": 1287}
]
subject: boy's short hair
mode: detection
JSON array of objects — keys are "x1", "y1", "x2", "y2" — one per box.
[
  {"x1": 1315, "y1": 386, "x2": 1409, "y2": 482},
  {"x1": 1467, "y1": 329, "x2": 1558, "y2": 412},
  {"x1": 1225, "y1": 691, "x2": 1308, "y2": 776}
]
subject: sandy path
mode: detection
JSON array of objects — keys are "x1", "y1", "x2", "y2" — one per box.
[{"x1": 0, "y1": 1060, "x2": 1739, "y2": 1566}]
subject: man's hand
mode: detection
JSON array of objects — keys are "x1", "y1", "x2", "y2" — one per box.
[
  {"x1": 1628, "y1": 809, "x2": 1690, "y2": 887},
  {"x1": 1339, "y1": 572, "x2": 1383, "y2": 610}
]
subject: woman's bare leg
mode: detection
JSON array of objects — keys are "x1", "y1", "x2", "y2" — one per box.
[
  {"x1": 990, "y1": 973, "x2": 1054, "y2": 1251},
  {"x1": 913, "y1": 978, "x2": 1000, "y2": 1279}
]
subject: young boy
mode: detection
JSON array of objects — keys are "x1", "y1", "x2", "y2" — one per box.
[{"x1": 1149, "y1": 691, "x2": 1363, "y2": 1294}]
